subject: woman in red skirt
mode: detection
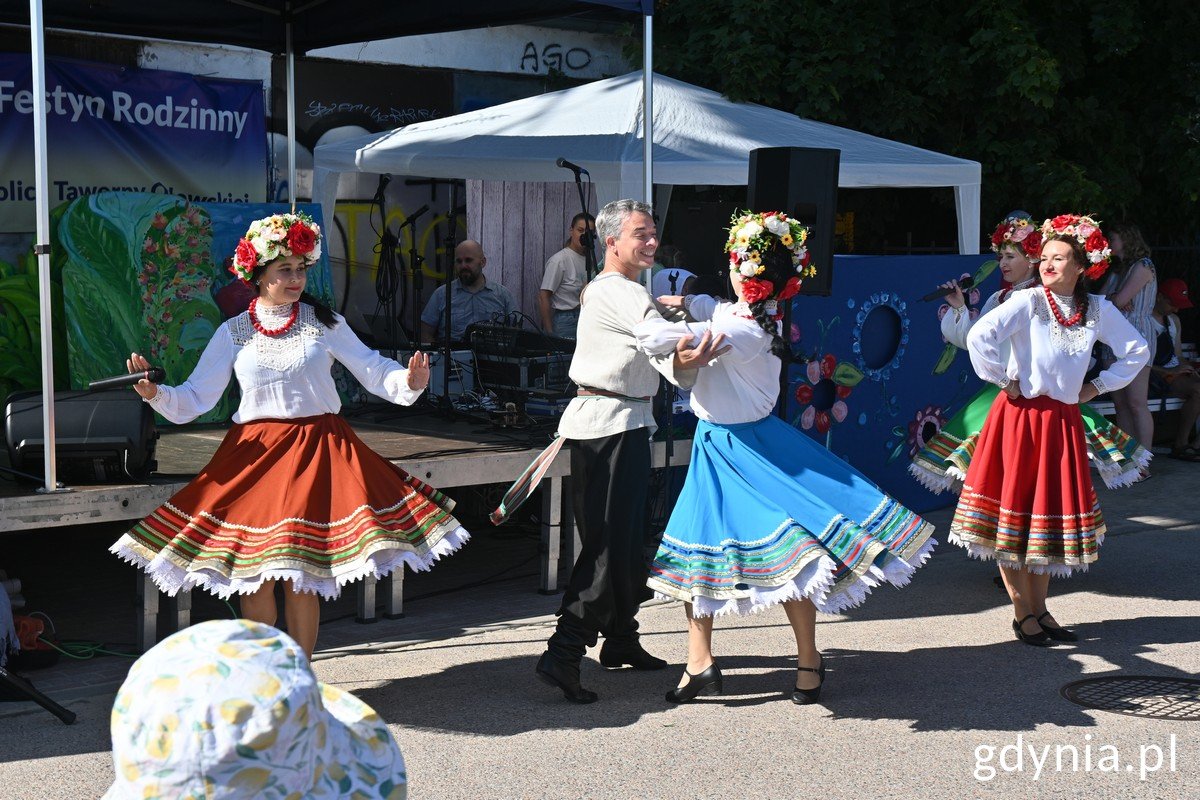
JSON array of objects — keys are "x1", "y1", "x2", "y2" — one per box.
[
  {"x1": 950, "y1": 214, "x2": 1149, "y2": 646},
  {"x1": 111, "y1": 212, "x2": 468, "y2": 658}
]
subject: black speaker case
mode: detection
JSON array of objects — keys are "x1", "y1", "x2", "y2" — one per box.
[
  {"x1": 4, "y1": 389, "x2": 159, "y2": 484},
  {"x1": 748, "y1": 147, "x2": 841, "y2": 296}
]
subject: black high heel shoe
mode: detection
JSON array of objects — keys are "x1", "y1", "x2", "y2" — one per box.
[
  {"x1": 665, "y1": 663, "x2": 723, "y2": 704},
  {"x1": 1037, "y1": 612, "x2": 1078, "y2": 642},
  {"x1": 1013, "y1": 614, "x2": 1054, "y2": 647},
  {"x1": 791, "y1": 656, "x2": 825, "y2": 704}
]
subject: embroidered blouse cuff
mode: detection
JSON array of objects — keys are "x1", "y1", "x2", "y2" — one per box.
[{"x1": 1090, "y1": 377, "x2": 1109, "y2": 396}]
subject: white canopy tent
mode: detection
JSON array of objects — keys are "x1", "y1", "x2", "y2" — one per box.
[{"x1": 313, "y1": 71, "x2": 982, "y2": 254}]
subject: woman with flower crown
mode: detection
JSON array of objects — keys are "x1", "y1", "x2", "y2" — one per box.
[
  {"x1": 110, "y1": 212, "x2": 468, "y2": 658},
  {"x1": 951, "y1": 214, "x2": 1149, "y2": 647},
  {"x1": 635, "y1": 211, "x2": 937, "y2": 705},
  {"x1": 911, "y1": 212, "x2": 1150, "y2": 492}
]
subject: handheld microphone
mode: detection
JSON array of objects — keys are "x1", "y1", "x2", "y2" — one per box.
[
  {"x1": 398, "y1": 204, "x2": 431, "y2": 228},
  {"x1": 88, "y1": 367, "x2": 165, "y2": 391},
  {"x1": 556, "y1": 157, "x2": 589, "y2": 176},
  {"x1": 921, "y1": 276, "x2": 975, "y2": 302}
]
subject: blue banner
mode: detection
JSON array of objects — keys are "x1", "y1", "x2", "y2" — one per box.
[{"x1": 0, "y1": 53, "x2": 266, "y2": 232}]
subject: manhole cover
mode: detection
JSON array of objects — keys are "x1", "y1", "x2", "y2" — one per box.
[{"x1": 1061, "y1": 676, "x2": 1200, "y2": 720}]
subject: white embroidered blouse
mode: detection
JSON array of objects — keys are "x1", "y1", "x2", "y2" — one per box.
[
  {"x1": 557, "y1": 273, "x2": 697, "y2": 440},
  {"x1": 966, "y1": 288, "x2": 1150, "y2": 404},
  {"x1": 147, "y1": 302, "x2": 422, "y2": 424},
  {"x1": 634, "y1": 295, "x2": 780, "y2": 424}
]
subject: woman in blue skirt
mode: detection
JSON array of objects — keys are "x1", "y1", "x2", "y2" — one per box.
[{"x1": 636, "y1": 212, "x2": 937, "y2": 705}]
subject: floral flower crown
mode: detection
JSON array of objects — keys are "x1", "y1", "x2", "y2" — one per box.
[
  {"x1": 725, "y1": 210, "x2": 815, "y2": 306},
  {"x1": 1039, "y1": 213, "x2": 1111, "y2": 281},
  {"x1": 229, "y1": 212, "x2": 323, "y2": 283},
  {"x1": 990, "y1": 214, "x2": 1042, "y2": 260}
]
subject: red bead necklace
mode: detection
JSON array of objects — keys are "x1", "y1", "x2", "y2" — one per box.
[
  {"x1": 1043, "y1": 285, "x2": 1086, "y2": 327},
  {"x1": 248, "y1": 298, "x2": 299, "y2": 336}
]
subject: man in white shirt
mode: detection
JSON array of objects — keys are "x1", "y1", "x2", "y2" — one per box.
[
  {"x1": 538, "y1": 213, "x2": 594, "y2": 338},
  {"x1": 535, "y1": 199, "x2": 728, "y2": 704},
  {"x1": 420, "y1": 240, "x2": 516, "y2": 343}
]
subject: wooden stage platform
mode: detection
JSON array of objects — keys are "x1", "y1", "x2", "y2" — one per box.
[{"x1": 0, "y1": 407, "x2": 691, "y2": 650}]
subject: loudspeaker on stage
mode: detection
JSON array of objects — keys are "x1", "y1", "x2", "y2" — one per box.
[
  {"x1": 747, "y1": 146, "x2": 840, "y2": 296},
  {"x1": 4, "y1": 389, "x2": 158, "y2": 483}
]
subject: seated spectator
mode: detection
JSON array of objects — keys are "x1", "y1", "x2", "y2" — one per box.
[
  {"x1": 420, "y1": 240, "x2": 516, "y2": 343},
  {"x1": 651, "y1": 243, "x2": 687, "y2": 284},
  {"x1": 104, "y1": 619, "x2": 407, "y2": 800},
  {"x1": 1150, "y1": 278, "x2": 1200, "y2": 460},
  {"x1": 651, "y1": 267, "x2": 696, "y2": 299}
]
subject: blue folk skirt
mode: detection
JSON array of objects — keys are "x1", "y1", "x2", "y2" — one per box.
[{"x1": 648, "y1": 415, "x2": 936, "y2": 617}]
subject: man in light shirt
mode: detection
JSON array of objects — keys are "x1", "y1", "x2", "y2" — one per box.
[
  {"x1": 420, "y1": 240, "x2": 516, "y2": 343},
  {"x1": 538, "y1": 213, "x2": 594, "y2": 338},
  {"x1": 534, "y1": 199, "x2": 728, "y2": 704}
]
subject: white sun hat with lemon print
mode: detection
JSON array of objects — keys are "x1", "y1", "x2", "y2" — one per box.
[{"x1": 104, "y1": 619, "x2": 406, "y2": 800}]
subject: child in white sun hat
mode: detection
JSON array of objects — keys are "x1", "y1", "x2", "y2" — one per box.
[{"x1": 104, "y1": 619, "x2": 407, "y2": 799}]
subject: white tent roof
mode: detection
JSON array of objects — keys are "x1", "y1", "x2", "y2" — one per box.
[{"x1": 313, "y1": 71, "x2": 982, "y2": 253}]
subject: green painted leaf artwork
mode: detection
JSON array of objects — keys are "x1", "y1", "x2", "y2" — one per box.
[{"x1": 58, "y1": 193, "x2": 233, "y2": 422}]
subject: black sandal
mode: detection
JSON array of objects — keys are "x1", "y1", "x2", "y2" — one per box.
[
  {"x1": 1036, "y1": 612, "x2": 1078, "y2": 642},
  {"x1": 1168, "y1": 446, "x2": 1200, "y2": 462},
  {"x1": 791, "y1": 656, "x2": 825, "y2": 704},
  {"x1": 1012, "y1": 614, "x2": 1054, "y2": 647}
]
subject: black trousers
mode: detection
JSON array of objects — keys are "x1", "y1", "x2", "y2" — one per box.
[{"x1": 555, "y1": 428, "x2": 656, "y2": 646}]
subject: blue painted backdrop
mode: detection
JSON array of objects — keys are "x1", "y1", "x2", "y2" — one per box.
[{"x1": 783, "y1": 254, "x2": 1000, "y2": 513}]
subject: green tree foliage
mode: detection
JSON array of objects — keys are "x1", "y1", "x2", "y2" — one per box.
[{"x1": 648, "y1": 0, "x2": 1200, "y2": 243}]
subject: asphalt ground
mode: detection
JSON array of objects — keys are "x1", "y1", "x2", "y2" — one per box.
[{"x1": 1, "y1": 456, "x2": 1197, "y2": 800}]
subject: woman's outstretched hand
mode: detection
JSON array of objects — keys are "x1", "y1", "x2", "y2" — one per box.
[
  {"x1": 126, "y1": 352, "x2": 158, "y2": 400},
  {"x1": 407, "y1": 351, "x2": 431, "y2": 390}
]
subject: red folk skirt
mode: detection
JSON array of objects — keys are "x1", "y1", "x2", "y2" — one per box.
[
  {"x1": 949, "y1": 393, "x2": 1104, "y2": 576},
  {"x1": 111, "y1": 414, "x2": 468, "y2": 599}
]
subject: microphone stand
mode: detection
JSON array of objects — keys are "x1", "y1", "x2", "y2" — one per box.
[
  {"x1": 560, "y1": 163, "x2": 597, "y2": 280},
  {"x1": 371, "y1": 175, "x2": 402, "y2": 360},
  {"x1": 396, "y1": 205, "x2": 429, "y2": 347},
  {"x1": 438, "y1": 185, "x2": 462, "y2": 418},
  {"x1": 777, "y1": 300, "x2": 792, "y2": 423}
]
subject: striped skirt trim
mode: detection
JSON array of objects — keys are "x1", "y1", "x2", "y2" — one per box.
[{"x1": 110, "y1": 413, "x2": 468, "y2": 600}]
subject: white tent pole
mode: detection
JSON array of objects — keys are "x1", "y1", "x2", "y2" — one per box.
[
  {"x1": 641, "y1": 14, "x2": 652, "y2": 206},
  {"x1": 286, "y1": 5, "x2": 297, "y2": 210},
  {"x1": 953, "y1": 182, "x2": 982, "y2": 255},
  {"x1": 641, "y1": 12, "x2": 653, "y2": 289},
  {"x1": 29, "y1": 0, "x2": 63, "y2": 494}
]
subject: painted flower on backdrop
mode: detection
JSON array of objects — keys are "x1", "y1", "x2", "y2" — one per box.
[
  {"x1": 852, "y1": 291, "x2": 910, "y2": 383},
  {"x1": 907, "y1": 404, "x2": 948, "y2": 458},
  {"x1": 793, "y1": 353, "x2": 864, "y2": 434},
  {"x1": 936, "y1": 272, "x2": 981, "y2": 342}
]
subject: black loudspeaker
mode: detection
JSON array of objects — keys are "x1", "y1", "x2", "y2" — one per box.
[
  {"x1": 4, "y1": 390, "x2": 158, "y2": 483},
  {"x1": 747, "y1": 147, "x2": 840, "y2": 296}
]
